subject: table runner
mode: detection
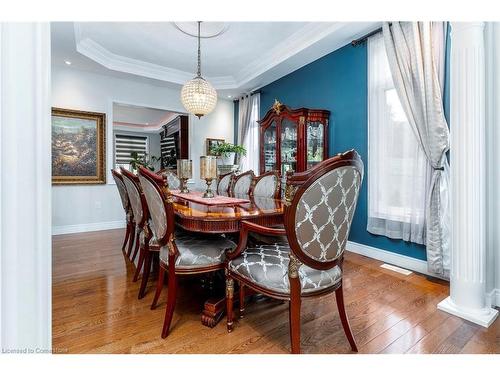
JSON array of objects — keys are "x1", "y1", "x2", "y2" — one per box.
[{"x1": 170, "y1": 190, "x2": 250, "y2": 206}]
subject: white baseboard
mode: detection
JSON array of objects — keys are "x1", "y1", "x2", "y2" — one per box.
[
  {"x1": 346, "y1": 240, "x2": 447, "y2": 280},
  {"x1": 486, "y1": 289, "x2": 500, "y2": 308},
  {"x1": 52, "y1": 220, "x2": 126, "y2": 235}
]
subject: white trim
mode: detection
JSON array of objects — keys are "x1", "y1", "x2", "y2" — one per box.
[
  {"x1": 437, "y1": 297, "x2": 498, "y2": 328},
  {"x1": 346, "y1": 241, "x2": 446, "y2": 280},
  {"x1": 53, "y1": 220, "x2": 126, "y2": 235},
  {"x1": 73, "y1": 22, "x2": 380, "y2": 92},
  {"x1": 0, "y1": 23, "x2": 52, "y2": 351},
  {"x1": 486, "y1": 289, "x2": 500, "y2": 308}
]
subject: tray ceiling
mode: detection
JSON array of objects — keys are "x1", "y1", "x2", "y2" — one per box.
[{"x1": 51, "y1": 21, "x2": 380, "y2": 97}]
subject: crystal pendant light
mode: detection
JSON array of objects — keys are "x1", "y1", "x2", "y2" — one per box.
[{"x1": 181, "y1": 21, "x2": 217, "y2": 118}]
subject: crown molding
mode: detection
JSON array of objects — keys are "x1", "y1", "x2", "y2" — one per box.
[
  {"x1": 74, "y1": 23, "x2": 237, "y2": 89},
  {"x1": 235, "y1": 22, "x2": 345, "y2": 87},
  {"x1": 73, "y1": 22, "x2": 375, "y2": 92}
]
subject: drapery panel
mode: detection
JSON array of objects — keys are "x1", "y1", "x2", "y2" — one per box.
[
  {"x1": 238, "y1": 93, "x2": 260, "y2": 172},
  {"x1": 367, "y1": 32, "x2": 431, "y2": 245},
  {"x1": 383, "y1": 22, "x2": 450, "y2": 277}
]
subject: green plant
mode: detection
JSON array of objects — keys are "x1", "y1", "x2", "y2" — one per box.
[
  {"x1": 210, "y1": 143, "x2": 247, "y2": 157},
  {"x1": 129, "y1": 151, "x2": 161, "y2": 171}
]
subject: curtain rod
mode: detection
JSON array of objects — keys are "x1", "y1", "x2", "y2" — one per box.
[
  {"x1": 351, "y1": 23, "x2": 391, "y2": 47},
  {"x1": 233, "y1": 90, "x2": 261, "y2": 102}
]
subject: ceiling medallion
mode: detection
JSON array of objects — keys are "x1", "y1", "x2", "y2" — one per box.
[
  {"x1": 173, "y1": 22, "x2": 229, "y2": 38},
  {"x1": 180, "y1": 21, "x2": 218, "y2": 119}
]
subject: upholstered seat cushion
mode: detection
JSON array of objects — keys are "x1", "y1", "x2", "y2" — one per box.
[
  {"x1": 159, "y1": 230, "x2": 235, "y2": 269},
  {"x1": 228, "y1": 244, "x2": 342, "y2": 295}
]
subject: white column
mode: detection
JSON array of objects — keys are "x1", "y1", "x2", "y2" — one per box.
[
  {"x1": 437, "y1": 22, "x2": 498, "y2": 327},
  {"x1": 0, "y1": 23, "x2": 52, "y2": 351}
]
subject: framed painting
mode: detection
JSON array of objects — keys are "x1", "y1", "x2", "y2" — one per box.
[
  {"x1": 52, "y1": 108, "x2": 106, "y2": 185},
  {"x1": 206, "y1": 138, "x2": 225, "y2": 156}
]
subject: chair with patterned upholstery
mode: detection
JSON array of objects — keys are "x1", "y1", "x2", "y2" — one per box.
[
  {"x1": 121, "y1": 169, "x2": 148, "y2": 267},
  {"x1": 161, "y1": 170, "x2": 181, "y2": 190},
  {"x1": 250, "y1": 170, "x2": 280, "y2": 199},
  {"x1": 216, "y1": 171, "x2": 234, "y2": 196},
  {"x1": 120, "y1": 169, "x2": 162, "y2": 297},
  {"x1": 137, "y1": 166, "x2": 236, "y2": 338},
  {"x1": 225, "y1": 150, "x2": 363, "y2": 354},
  {"x1": 111, "y1": 168, "x2": 134, "y2": 254},
  {"x1": 229, "y1": 170, "x2": 255, "y2": 197}
]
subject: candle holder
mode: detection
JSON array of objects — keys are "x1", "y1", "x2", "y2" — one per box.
[
  {"x1": 177, "y1": 159, "x2": 192, "y2": 194},
  {"x1": 200, "y1": 156, "x2": 218, "y2": 198}
]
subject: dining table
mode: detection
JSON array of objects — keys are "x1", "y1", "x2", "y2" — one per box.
[{"x1": 170, "y1": 191, "x2": 285, "y2": 327}]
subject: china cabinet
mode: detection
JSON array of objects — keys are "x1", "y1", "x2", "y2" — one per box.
[{"x1": 258, "y1": 101, "x2": 329, "y2": 175}]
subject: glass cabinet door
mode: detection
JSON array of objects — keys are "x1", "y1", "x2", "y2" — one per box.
[
  {"x1": 263, "y1": 120, "x2": 277, "y2": 172},
  {"x1": 306, "y1": 121, "x2": 325, "y2": 169},
  {"x1": 280, "y1": 118, "x2": 298, "y2": 175}
]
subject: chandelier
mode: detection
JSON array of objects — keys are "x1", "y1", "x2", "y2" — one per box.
[{"x1": 181, "y1": 21, "x2": 217, "y2": 119}]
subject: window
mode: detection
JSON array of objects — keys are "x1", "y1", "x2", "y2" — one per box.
[
  {"x1": 367, "y1": 33, "x2": 430, "y2": 244},
  {"x1": 114, "y1": 133, "x2": 149, "y2": 170},
  {"x1": 239, "y1": 93, "x2": 260, "y2": 172}
]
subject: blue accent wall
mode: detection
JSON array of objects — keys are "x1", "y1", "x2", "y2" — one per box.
[{"x1": 259, "y1": 42, "x2": 427, "y2": 260}]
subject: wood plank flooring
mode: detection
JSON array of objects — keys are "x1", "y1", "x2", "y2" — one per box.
[{"x1": 52, "y1": 229, "x2": 499, "y2": 354}]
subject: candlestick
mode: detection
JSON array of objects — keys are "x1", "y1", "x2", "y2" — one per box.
[
  {"x1": 177, "y1": 159, "x2": 192, "y2": 193},
  {"x1": 200, "y1": 156, "x2": 217, "y2": 198}
]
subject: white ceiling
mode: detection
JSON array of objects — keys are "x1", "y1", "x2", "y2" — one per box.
[{"x1": 51, "y1": 21, "x2": 380, "y2": 98}]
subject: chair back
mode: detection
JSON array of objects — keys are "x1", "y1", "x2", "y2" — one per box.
[
  {"x1": 121, "y1": 168, "x2": 147, "y2": 228},
  {"x1": 111, "y1": 168, "x2": 130, "y2": 212},
  {"x1": 162, "y1": 170, "x2": 181, "y2": 190},
  {"x1": 217, "y1": 172, "x2": 234, "y2": 196},
  {"x1": 229, "y1": 170, "x2": 255, "y2": 197},
  {"x1": 250, "y1": 171, "x2": 280, "y2": 199},
  {"x1": 284, "y1": 150, "x2": 363, "y2": 270},
  {"x1": 137, "y1": 166, "x2": 175, "y2": 245}
]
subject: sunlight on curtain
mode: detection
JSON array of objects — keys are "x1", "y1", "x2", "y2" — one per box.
[
  {"x1": 239, "y1": 93, "x2": 260, "y2": 173},
  {"x1": 367, "y1": 32, "x2": 431, "y2": 244}
]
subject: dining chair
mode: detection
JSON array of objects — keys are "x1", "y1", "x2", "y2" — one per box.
[
  {"x1": 161, "y1": 170, "x2": 181, "y2": 190},
  {"x1": 137, "y1": 166, "x2": 236, "y2": 338},
  {"x1": 111, "y1": 168, "x2": 134, "y2": 254},
  {"x1": 225, "y1": 150, "x2": 364, "y2": 354},
  {"x1": 216, "y1": 171, "x2": 234, "y2": 196},
  {"x1": 121, "y1": 168, "x2": 148, "y2": 264},
  {"x1": 250, "y1": 170, "x2": 280, "y2": 199},
  {"x1": 229, "y1": 170, "x2": 255, "y2": 197}
]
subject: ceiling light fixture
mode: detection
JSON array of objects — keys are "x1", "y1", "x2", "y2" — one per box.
[
  {"x1": 180, "y1": 21, "x2": 217, "y2": 119},
  {"x1": 64, "y1": 60, "x2": 72, "y2": 65}
]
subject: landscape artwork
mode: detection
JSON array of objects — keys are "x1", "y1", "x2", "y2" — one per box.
[{"x1": 52, "y1": 108, "x2": 106, "y2": 184}]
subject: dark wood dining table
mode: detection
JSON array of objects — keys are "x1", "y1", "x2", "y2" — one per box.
[{"x1": 170, "y1": 192, "x2": 285, "y2": 327}]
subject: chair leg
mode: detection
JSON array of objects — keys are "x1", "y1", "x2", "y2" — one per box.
[
  {"x1": 138, "y1": 251, "x2": 152, "y2": 299},
  {"x1": 126, "y1": 225, "x2": 136, "y2": 259},
  {"x1": 151, "y1": 263, "x2": 165, "y2": 310},
  {"x1": 239, "y1": 283, "x2": 245, "y2": 318},
  {"x1": 122, "y1": 222, "x2": 131, "y2": 253},
  {"x1": 335, "y1": 284, "x2": 358, "y2": 352},
  {"x1": 131, "y1": 231, "x2": 141, "y2": 263},
  {"x1": 289, "y1": 277, "x2": 301, "y2": 354},
  {"x1": 161, "y1": 264, "x2": 178, "y2": 338},
  {"x1": 226, "y1": 276, "x2": 235, "y2": 332},
  {"x1": 133, "y1": 246, "x2": 146, "y2": 282}
]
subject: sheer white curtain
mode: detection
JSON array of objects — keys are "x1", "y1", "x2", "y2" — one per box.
[
  {"x1": 238, "y1": 93, "x2": 260, "y2": 173},
  {"x1": 367, "y1": 32, "x2": 432, "y2": 244}
]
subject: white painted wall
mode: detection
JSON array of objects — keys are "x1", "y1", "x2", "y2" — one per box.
[{"x1": 52, "y1": 66, "x2": 234, "y2": 234}]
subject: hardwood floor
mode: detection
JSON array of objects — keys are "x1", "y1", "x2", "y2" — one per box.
[{"x1": 52, "y1": 229, "x2": 499, "y2": 354}]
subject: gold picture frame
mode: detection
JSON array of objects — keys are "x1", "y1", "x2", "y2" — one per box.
[
  {"x1": 206, "y1": 138, "x2": 225, "y2": 156},
  {"x1": 52, "y1": 107, "x2": 106, "y2": 185}
]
